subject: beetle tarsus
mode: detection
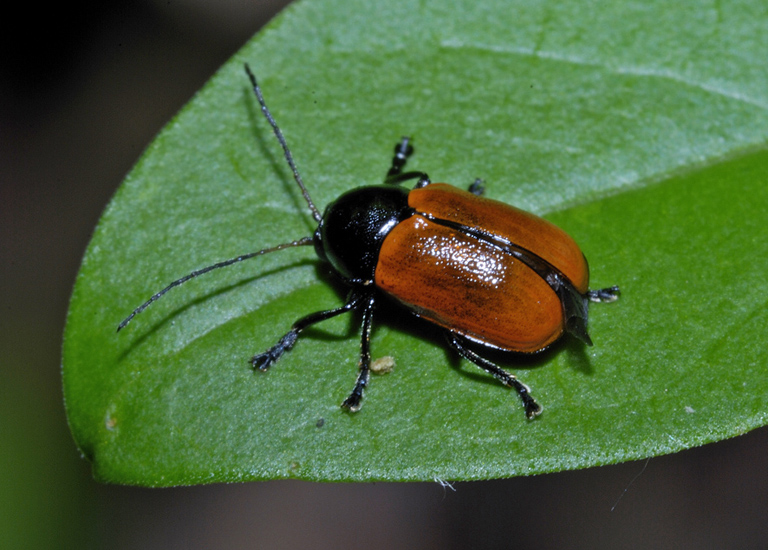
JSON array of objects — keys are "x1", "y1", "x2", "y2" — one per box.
[
  {"x1": 525, "y1": 404, "x2": 543, "y2": 419},
  {"x1": 341, "y1": 389, "x2": 365, "y2": 412},
  {"x1": 468, "y1": 178, "x2": 485, "y2": 196},
  {"x1": 502, "y1": 375, "x2": 543, "y2": 419},
  {"x1": 251, "y1": 331, "x2": 298, "y2": 371},
  {"x1": 386, "y1": 136, "x2": 414, "y2": 177},
  {"x1": 520, "y1": 388, "x2": 544, "y2": 419},
  {"x1": 383, "y1": 136, "x2": 431, "y2": 186},
  {"x1": 587, "y1": 285, "x2": 620, "y2": 303}
]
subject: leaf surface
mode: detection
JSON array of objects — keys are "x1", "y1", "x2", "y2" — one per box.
[{"x1": 63, "y1": 0, "x2": 768, "y2": 485}]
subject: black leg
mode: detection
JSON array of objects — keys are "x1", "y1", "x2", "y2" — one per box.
[
  {"x1": 587, "y1": 285, "x2": 620, "y2": 303},
  {"x1": 386, "y1": 136, "x2": 414, "y2": 177},
  {"x1": 251, "y1": 292, "x2": 363, "y2": 370},
  {"x1": 341, "y1": 293, "x2": 376, "y2": 411},
  {"x1": 444, "y1": 332, "x2": 543, "y2": 419},
  {"x1": 468, "y1": 178, "x2": 485, "y2": 196},
  {"x1": 385, "y1": 171, "x2": 432, "y2": 187},
  {"x1": 384, "y1": 136, "x2": 431, "y2": 187}
]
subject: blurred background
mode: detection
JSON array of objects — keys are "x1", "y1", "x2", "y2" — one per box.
[{"x1": 2, "y1": 1, "x2": 767, "y2": 548}]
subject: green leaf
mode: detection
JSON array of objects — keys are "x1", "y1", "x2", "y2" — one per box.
[{"x1": 63, "y1": 0, "x2": 768, "y2": 485}]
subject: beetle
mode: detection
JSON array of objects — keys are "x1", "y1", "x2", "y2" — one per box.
[{"x1": 118, "y1": 63, "x2": 619, "y2": 419}]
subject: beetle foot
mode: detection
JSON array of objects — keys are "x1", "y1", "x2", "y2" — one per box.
[
  {"x1": 523, "y1": 399, "x2": 543, "y2": 419},
  {"x1": 587, "y1": 285, "x2": 620, "y2": 303},
  {"x1": 386, "y1": 137, "x2": 414, "y2": 177},
  {"x1": 251, "y1": 349, "x2": 282, "y2": 371},
  {"x1": 250, "y1": 331, "x2": 299, "y2": 371},
  {"x1": 340, "y1": 376, "x2": 367, "y2": 412},
  {"x1": 509, "y1": 380, "x2": 542, "y2": 419},
  {"x1": 340, "y1": 391, "x2": 363, "y2": 412},
  {"x1": 468, "y1": 178, "x2": 485, "y2": 196}
]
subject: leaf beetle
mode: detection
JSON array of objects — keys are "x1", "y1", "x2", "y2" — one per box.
[{"x1": 118, "y1": 63, "x2": 619, "y2": 419}]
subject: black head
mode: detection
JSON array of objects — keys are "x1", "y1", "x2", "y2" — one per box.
[{"x1": 314, "y1": 185, "x2": 412, "y2": 282}]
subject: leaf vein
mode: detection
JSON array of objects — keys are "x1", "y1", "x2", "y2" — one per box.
[{"x1": 440, "y1": 39, "x2": 768, "y2": 111}]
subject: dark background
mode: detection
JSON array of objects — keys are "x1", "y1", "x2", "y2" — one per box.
[{"x1": 2, "y1": 1, "x2": 767, "y2": 548}]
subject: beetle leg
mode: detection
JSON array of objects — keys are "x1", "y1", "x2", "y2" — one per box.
[
  {"x1": 384, "y1": 136, "x2": 432, "y2": 187},
  {"x1": 340, "y1": 293, "x2": 376, "y2": 412},
  {"x1": 386, "y1": 136, "x2": 414, "y2": 177},
  {"x1": 468, "y1": 178, "x2": 485, "y2": 196},
  {"x1": 250, "y1": 292, "x2": 363, "y2": 371},
  {"x1": 385, "y1": 170, "x2": 431, "y2": 187},
  {"x1": 587, "y1": 285, "x2": 620, "y2": 303},
  {"x1": 444, "y1": 332, "x2": 543, "y2": 419}
]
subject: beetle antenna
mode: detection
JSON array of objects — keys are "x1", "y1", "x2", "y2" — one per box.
[
  {"x1": 117, "y1": 237, "x2": 314, "y2": 332},
  {"x1": 244, "y1": 64, "x2": 323, "y2": 223}
]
